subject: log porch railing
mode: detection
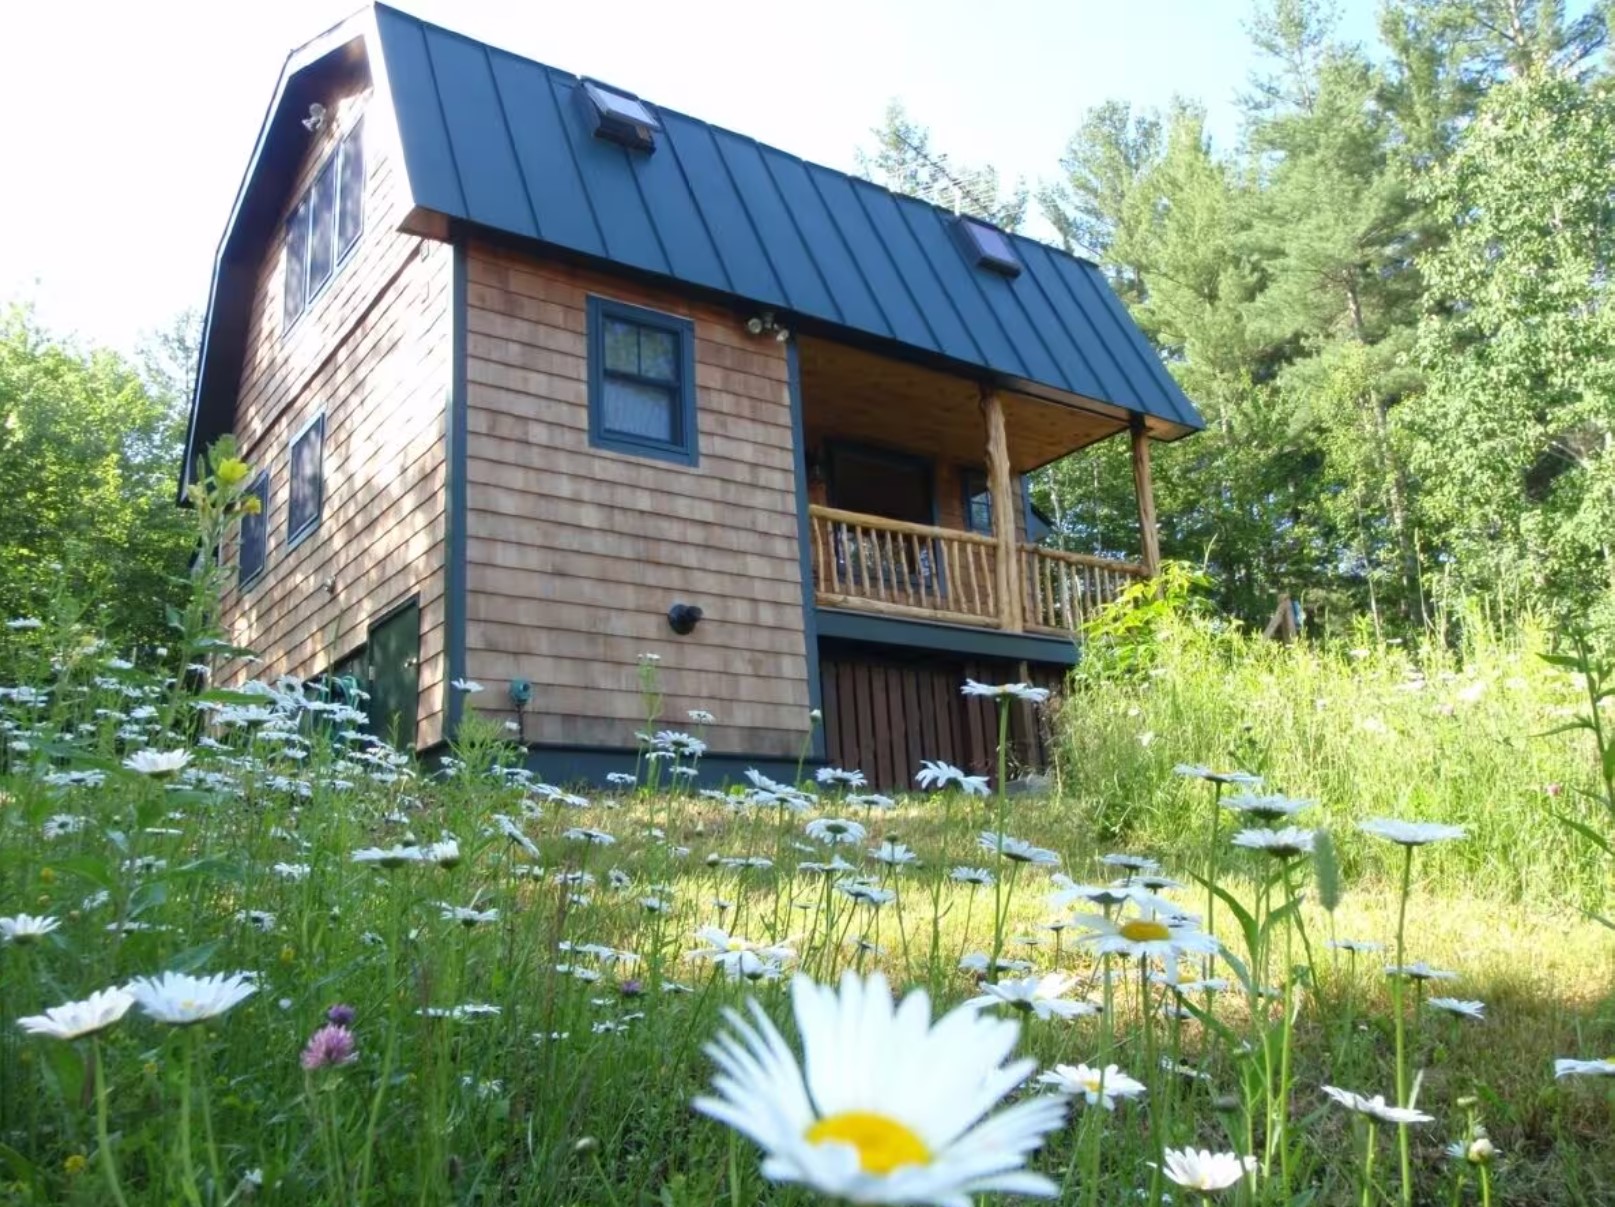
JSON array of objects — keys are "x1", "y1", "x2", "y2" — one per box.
[{"x1": 808, "y1": 504, "x2": 1148, "y2": 633}]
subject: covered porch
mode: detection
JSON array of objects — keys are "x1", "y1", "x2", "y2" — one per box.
[{"x1": 797, "y1": 337, "x2": 1161, "y2": 636}]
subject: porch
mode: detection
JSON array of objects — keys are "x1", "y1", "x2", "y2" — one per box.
[{"x1": 796, "y1": 336, "x2": 1161, "y2": 637}]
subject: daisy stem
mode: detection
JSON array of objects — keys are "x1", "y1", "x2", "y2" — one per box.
[
  {"x1": 1480, "y1": 1162, "x2": 1492, "y2": 1207},
  {"x1": 1361, "y1": 1121, "x2": 1378, "y2": 1207},
  {"x1": 1205, "y1": 781, "x2": 1223, "y2": 975},
  {"x1": 194, "y1": 1029, "x2": 226, "y2": 1201},
  {"x1": 90, "y1": 1037, "x2": 130, "y2": 1207},
  {"x1": 178, "y1": 1033, "x2": 204, "y2": 1207},
  {"x1": 987, "y1": 698, "x2": 1012, "y2": 980},
  {"x1": 1393, "y1": 843, "x2": 1414, "y2": 1207}
]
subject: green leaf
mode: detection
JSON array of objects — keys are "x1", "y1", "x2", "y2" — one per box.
[
  {"x1": 164, "y1": 938, "x2": 225, "y2": 973},
  {"x1": 1313, "y1": 829, "x2": 1343, "y2": 914},
  {"x1": 42, "y1": 1040, "x2": 86, "y2": 1108},
  {"x1": 128, "y1": 880, "x2": 169, "y2": 917},
  {"x1": 1192, "y1": 871, "x2": 1261, "y2": 962},
  {"x1": 1554, "y1": 812, "x2": 1614, "y2": 858},
  {"x1": 46, "y1": 855, "x2": 117, "y2": 891}
]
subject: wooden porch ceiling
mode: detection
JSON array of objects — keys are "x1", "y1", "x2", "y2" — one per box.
[{"x1": 796, "y1": 337, "x2": 1129, "y2": 473}]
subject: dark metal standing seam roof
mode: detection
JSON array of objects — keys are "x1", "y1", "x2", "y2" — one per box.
[
  {"x1": 184, "y1": 4, "x2": 1202, "y2": 485},
  {"x1": 365, "y1": 4, "x2": 1202, "y2": 434}
]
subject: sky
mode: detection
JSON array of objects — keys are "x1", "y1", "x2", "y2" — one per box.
[{"x1": 0, "y1": 0, "x2": 1382, "y2": 357}]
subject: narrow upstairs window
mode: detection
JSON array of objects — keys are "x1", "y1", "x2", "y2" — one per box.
[
  {"x1": 282, "y1": 118, "x2": 366, "y2": 334},
  {"x1": 239, "y1": 472, "x2": 270, "y2": 588},
  {"x1": 287, "y1": 413, "x2": 325, "y2": 547}
]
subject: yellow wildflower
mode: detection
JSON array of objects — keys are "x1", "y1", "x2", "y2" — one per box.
[
  {"x1": 64, "y1": 1155, "x2": 88, "y2": 1177},
  {"x1": 215, "y1": 458, "x2": 251, "y2": 489}
]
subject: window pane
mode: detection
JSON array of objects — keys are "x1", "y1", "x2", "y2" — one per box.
[
  {"x1": 637, "y1": 328, "x2": 676, "y2": 381},
  {"x1": 308, "y1": 159, "x2": 337, "y2": 297},
  {"x1": 337, "y1": 122, "x2": 365, "y2": 260},
  {"x1": 602, "y1": 378, "x2": 674, "y2": 442},
  {"x1": 963, "y1": 471, "x2": 992, "y2": 534},
  {"x1": 240, "y1": 477, "x2": 268, "y2": 584},
  {"x1": 289, "y1": 421, "x2": 323, "y2": 538},
  {"x1": 603, "y1": 319, "x2": 639, "y2": 374},
  {"x1": 283, "y1": 201, "x2": 309, "y2": 329}
]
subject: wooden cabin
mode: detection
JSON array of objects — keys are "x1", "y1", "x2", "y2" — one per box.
[{"x1": 184, "y1": 4, "x2": 1203, "y2": 789}]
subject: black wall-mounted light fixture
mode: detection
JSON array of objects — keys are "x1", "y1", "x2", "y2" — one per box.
[{"x1": 667, "y1": 603, "x2": 704, "y2": 635}]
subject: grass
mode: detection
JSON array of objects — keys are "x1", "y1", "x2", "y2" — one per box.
[{"x1": 2, "y1": 474, "x2": 1614, "y2": 1205}]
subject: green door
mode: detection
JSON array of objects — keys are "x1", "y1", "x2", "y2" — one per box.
[{"x1": 366, "y1": 600, "x2": 420, "y2": 749}]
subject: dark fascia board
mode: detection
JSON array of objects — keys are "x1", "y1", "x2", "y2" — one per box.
[
  {"x1": 180, "y1": 8, "x2": 381, "y2": 503},
  {"x1": 814, "y1": 607, "x2": 1079, "y2": 667}
]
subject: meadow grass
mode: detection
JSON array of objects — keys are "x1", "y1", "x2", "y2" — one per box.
[{"x1": 2, "y1": 471, "x2": 1614, "y2": 1205}]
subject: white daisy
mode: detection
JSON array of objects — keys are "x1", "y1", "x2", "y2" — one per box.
[
  {"x1": 1037, "y1": 1063, "x2": 1145, "y2": 1110},
  {"x1": 16, "y1": 987, "x2": 136, "y2": 1040},
  {"x1": 1427, "y1": 997, "x2": 1485, "y2": 1021},
  {"x1": 1321, "y1": 1085, "x2": 1434, "y2": 1125},
  {"x1": 1221, "y1": 793, "x2": 1312, "y2": 823},
  {"x1": 961, "y1": 680, "x2": 1051, "y2": 704},
  {"x1": 1073, "y1": 908, "x2": 1218, "y2": 963},
  {"x1": 1555, "y1": 1058, "x2": 1615, "y2": 1078},
  {"x1": 1173, "y1": 765, "x2": 1261, "y2": 786},
  {"x1": 450, "y1": 679, "x2": 485, "y2": 693},
  {"x1": 816, "y1": 767, "x2": 868, "y2": 787},
  {"x1": 563, "y1": 827, "x2": 616, "y2": 846},
  {"x1": 439, "y1": 903, "x2": 500, "y2": 927},
  {"x1": 959, "y1": 952, "x2": 1034, "y2": 976},
  {"x1": 1385, "y1": 962, "x2": 1458, "y2": 982},
  {"x1": 694, "y1": 971, "x2": 1066, "y2": 1204},
  {"x1": 127, "y1": 971, "x2": 258, "y2": 1025},
  {"x1": 978, "y1": 833, "x2": 1059, "y2": 866},
  {"x1": 967, "y1": 973, "x2": 1100, "y2": 1022},
  {"x1": 1160, "y1": 1148, "x2": 1257, "y2": 1193},
  {"x1": 915, "y1": 760, "x2": 990, "y2": 797},
  {"x1": 1326, "y1": 938, "x2": 1383, "y2": 953},
  {"x1": 351, "y1": 844, "x2": 423, "y2": 868},
  {"x1": 869, "y1": 840, "x2": 920, "y2": 867},
  {"x1": 949, "y1": 866, "x2": 995, "y2": 886},
  {"x1": 1229, "y1": 827, "x2": 1315, "y2": 859},
  {"x1": 837, "y1": 881, "x2": 897, "y2": 907},
  {"x1": 122, "y1": 749, "x2": 192, "y2": 776},
  {"x1": 1096, "y1": 853, "x2": 1160, "y2": 873},
  {"x1": 1359, "y1": 818, "x2": 1467, "y2": 846},
  {"x1": 0, "y1": 914, "x2": 61, "y2": 944},
  {"x1": 805, "y1": 818, "x2": 867, "y2": 845}
]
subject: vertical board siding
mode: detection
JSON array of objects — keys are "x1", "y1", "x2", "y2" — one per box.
[
  {"x1": 215, "y1": 86, "x2": 452, "y2": 748},
  {"x1": 462, "y1": 243, "x2": 812, "y2": 758},
  {"x1": 819, "y1": 650, "x2": 1060, "y2": 790}
]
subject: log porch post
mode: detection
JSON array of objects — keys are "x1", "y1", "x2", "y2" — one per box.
[
  {"x1": 1130, "y1": 414, "x2": 1161, "y2": 577},
  {"x1": 981, "y1": 386, "x2": 1023, "y2": 632}
]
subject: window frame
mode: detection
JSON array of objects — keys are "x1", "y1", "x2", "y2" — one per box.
[
  {"x1": 286, "y1": 411, "x2": 326, "y2": 550},
  {"x1": 238, "y1": 471, "x2": 271, "y2": 590},
  {"x1": 585, "y1": 295, "x2": 699, "y2": 467},
  {"x1": 281, "y1": 118, "x2": 366, "y2": 339}
]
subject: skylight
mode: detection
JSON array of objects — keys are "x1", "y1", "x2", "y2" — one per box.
[
  {"x1": 577, "y1": 80, "x2": 660, "y2": 153},
  {"x1": 952, "y1": 216, "x2": 1022, "y2": 278}
]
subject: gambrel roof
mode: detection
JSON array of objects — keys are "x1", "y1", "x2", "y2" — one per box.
[{"x1": 186, "y1": 3, "x2": 1202, "y2": 479}]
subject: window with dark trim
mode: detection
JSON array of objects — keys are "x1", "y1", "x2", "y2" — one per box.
[
  {"x1": 962, "y1": 469, "x2": 993, "y2": 535},
  {"x1": 239, "y1": 472, "x2": 270, "y2": 588},
  {"x1": 288, "y1": 413, "x2": 325, "y2": 547},
  {"x1": 586, "y1": 296, "x2": 698, "y2": 466},
  {"x1": 283, "y1": 119, "x2": 365, "y2": 334}
]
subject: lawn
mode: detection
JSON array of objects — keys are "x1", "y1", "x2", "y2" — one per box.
[{"x1": 3, "y1": 517, "x2": 1615, "y2": 1205}]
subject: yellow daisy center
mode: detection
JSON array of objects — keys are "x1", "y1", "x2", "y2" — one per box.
[
  {"x1": 806, "y1": 1111, "x2": 931, "y2": 1175},
  {"x1": 1119, "y1": 919, "x2": 1171, "y2": 943}
]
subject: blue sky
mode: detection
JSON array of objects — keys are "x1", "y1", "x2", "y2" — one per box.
[{"x1": 0, "y1": 0, "x2": 1381, "y2": 356}]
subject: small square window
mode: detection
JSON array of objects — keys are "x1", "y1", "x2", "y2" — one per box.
[
  {"x1": 952, "y1": 216, "x2": 1022, "y2": 278},
  {"x1": 576, "y1": 79, "x2": 660, "y2": 152},
  {"x1": 586, "y1": 297, "x2": 698, "y2": 466},
  {"x1": 239, "y1": 472, "x2": 270, "y2": 588},
  {"x1": 288, "y1": 413, "x2": 325, "y2": 547}
]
